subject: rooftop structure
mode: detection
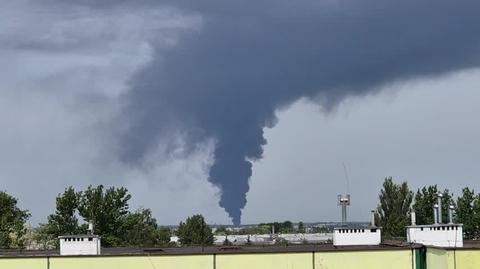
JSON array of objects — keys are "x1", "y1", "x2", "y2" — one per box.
[
  {"x1": 58, "y1": 223, "x2": 101, "y2": 256},
  {"x1": 333, "y1": 210, "x2": 382, "y2": 246},
  {"x1": 58, "y1": 235, "x2": 101, "y2": 256},
  {"x1": 337, "y1": 194, "x2": 350, "y2": 225},
  {"x1": 407, "y1": 194, "x2": 463, "y2": 248}
]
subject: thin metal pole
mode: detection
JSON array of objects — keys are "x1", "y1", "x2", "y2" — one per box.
[{"x1": 438, "y1": 193, "x2": 443, "y2": 224}]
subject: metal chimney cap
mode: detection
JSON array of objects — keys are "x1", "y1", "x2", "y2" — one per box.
[
  {"x1": 449, "y1": 205, "x2": 455, "y2": 209},
  {"x1": 438, "y1": 193, "x2": 444, "y2": 198},
  {"x1": 434, "y1": 204, "x2": 439, "y2": 208}
]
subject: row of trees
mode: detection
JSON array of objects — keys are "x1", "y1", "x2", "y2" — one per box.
[
  {"x1": 0, "y1": 186, "x2": 216, "y2": 249},
  {"x1": 0, "y1": 191, "x2": 30, "y2": 248},
  {"x1": 3, "y1": 178, "x2": 480, "y2": 249},
  {"x1": 376, "y1": 177, "x2": 480, "y2": 240},
  {"x1": 36, "y1": 186, "x2": 173, "y2": 248}
]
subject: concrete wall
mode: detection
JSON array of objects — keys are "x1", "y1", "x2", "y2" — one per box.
[
  {"x1": 426, "y1": 248, "x2": 452, "y2": 269},
  {"x1": 426, "y1": 248, "x2": 480, "y2": 269},
  {"x1": 0, "y1": 249, "x2": 418, "y2": 269},
  {"x1": 8, "y1": 247, "x2": 480, "y2": 269},
  {"x1": 315, "y1": 250, "x2": 414, "y2": 269},
  {"x1": 0, "y1": 258, "x2": 47, "y2": 269},
  {"x1": 50, "y1": 255, "x2": 212, "y2": 269},
  {"x1": 217, "y1": 253, "x2": 311, "y2": 269},
  {"x1": 455, "y1": 249, "x2": 480, "y2": 269}
]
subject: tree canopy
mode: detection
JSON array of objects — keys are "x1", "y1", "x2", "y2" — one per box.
[
  {"x1": 455, "y1": 188, "x2": 480, "y2": 240},
  {"x1": 119, "y1": 208, "x2": 169, "y2": 247},
  {"x1": 0, "y1": 191, "x2": 30, "y2": 248},
  {"x1": 177, "y1": 214, "x2": 214, "y2": 246},
  {"x1": 376, "y1": 177, "x2": 413, "y2": 239},
  {"x1": 48, "y1": 187, "x2": 81, "y2": 235},
  {"x1": 10, "y1": 180, "x2": 480, "y2": 248},
  {"x1": 38, "y1": 185, "x2": 171, "y2": 248},
  {"x1": 78, "y1": 185, "x2": 131, "y2": 246},
  {"x1": 413, "y1": 185, "x2": 453, "y2": 225}
]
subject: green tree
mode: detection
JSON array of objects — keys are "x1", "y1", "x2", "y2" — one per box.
[
  {"x1": 0, "y1": 191, "x2": 30, "y2": 248},
  {"x1": 297, "y1": 222, "x2": 305, "y2": 233},
  {"x1": 214, "y1": 226, "x2": 229, "y2": 235},
  {"x1": 33, "y1": 224, "x2": 57, "y2": 250},
  {"x1": 38, "y1": 185, "x2": 168, "y2": 248},
  {"x1": 376, "y1": 177, "x2": 413, "y2": 239},
  {"x1": 36, "y1": 187, "x2": 82, "y2": 248},
  {"x1": 78, "y1": 185, "x2": 131, "y2": 247},
  {"x1": 158, "y1": 227, "x2": 172, "y2": 246},
  {"x1": 279, "y1": 221, "x2": 294, "y2": 233},
  {"x1": 257, "y1": 224, "x2": 272, "y2": 234},
  {"x1": 47, "y1": 187, "x2": 81, "y2": 236},
  {"x1": 238, "y1": 225, "x2": 270, "y2": 235},
  {"x1": 413, "y1": 185, "x2": 454, "y2": 225},
  {"x1": 119, "y1": 208, "x2": 162, "y2": 247},
  {"x1": 455, "y1": 188, "x2": 479, "y2": 240},
  {"x1": 258, "y1": 221, "x2": 295, "y2": 234},
  {"x1": 177, "y1": 215, "x2": 214, "y2": 246}
]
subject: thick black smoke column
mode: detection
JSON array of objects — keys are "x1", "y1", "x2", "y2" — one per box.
[{"x1": 119, "y1": 0, "x2": 480, "y2": 225}]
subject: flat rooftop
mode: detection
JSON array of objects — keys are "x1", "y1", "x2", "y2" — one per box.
[{"x1": 0, "y1": 243, "x2": 424, "y2": 258}]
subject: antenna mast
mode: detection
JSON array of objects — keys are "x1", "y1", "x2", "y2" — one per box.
[
  {"x1": 338, "y1": 162, "x2": 351, "y2": 225},
  {"x1": 338, "y1": 194, "x2": 351, "y2": 225},
  {"x1": 342, "y1": 162, "x2": 350, "y2": 194}
]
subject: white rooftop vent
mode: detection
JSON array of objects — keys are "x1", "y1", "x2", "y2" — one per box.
[
  {"x1": 407, "y1": 198, "x2": 463, "y2": 248},
  {"x1": 59, "y1": 235, "x2": 101, "y2": 256},
  {"x1": 333, "y1": 210, "x2": 382, "y2": 246},
  {"x1": 59, "y1": 223, "x2": 101, "y2": 256},
  {"x1": 406, "y1": 224, "x2": 463, "y2": 248},
  {"x1": 333, "y1": 227, "x2": 382, "y2": 246}
]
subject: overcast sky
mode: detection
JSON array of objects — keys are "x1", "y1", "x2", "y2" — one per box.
[{"x1": 1, "y1": 0, "x2": 479, "y2": 225}]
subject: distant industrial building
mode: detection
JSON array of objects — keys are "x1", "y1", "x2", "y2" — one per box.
[{"x1": 212, "y1": 233, "x2": 332, "y2": 246}]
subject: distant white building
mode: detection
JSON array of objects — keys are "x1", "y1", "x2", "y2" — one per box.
[{"x1": 213, "y1": 233, "x2": 332, "y2": 246}]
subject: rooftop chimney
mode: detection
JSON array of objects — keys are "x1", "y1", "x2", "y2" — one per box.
[
  {"x1": 370, "y1": 210, "x2": 376, "y2": 227},
  {"x1": 411, "y1": 211, "x2": 416, "y2": 226},
  {"x1": 448, "y1": 205, "x2": 454, "y2": 224},
  {"x1": 88, "y1": 222, "x2": 94, "y2": 235},
  {"x1": 433, "y1": 204, "x2": 439, "y2": 225},
  {"x1": 437, "y1": 193, "x2": 443, "y2": 224}
]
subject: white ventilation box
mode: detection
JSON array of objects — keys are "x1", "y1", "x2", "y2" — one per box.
[
  {"x1": 407, "y1": 196, "x2": 463, "y2": 248},
  {"x1": 333, "y1": 227, "x2": 382, "y2": 246},
  {"x1": 406, "y1": 224, "x2": 463, "y2": 248},
  {"x1": 59, "y1": 235, "x2": 101, "y2": 256}
]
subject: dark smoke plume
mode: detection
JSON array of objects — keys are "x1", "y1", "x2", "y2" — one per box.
[{"x1": 117, "y1": 0, "x2": 480, "y2": 225}]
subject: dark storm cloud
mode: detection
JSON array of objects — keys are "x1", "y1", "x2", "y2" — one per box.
[{"x1": 110, "y1": 0, "x2": 480, "y2": 225}]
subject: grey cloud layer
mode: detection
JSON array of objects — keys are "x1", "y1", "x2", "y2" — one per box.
[
  {"x1": 116, "y1": 0, "x2": 480, "y2": 225},
  {"x1": 3, "y1": 0, "x2": 480, "y2": 225},
  {"x1": 0, "y1": 0, "x2": 204, "y2": 224}
]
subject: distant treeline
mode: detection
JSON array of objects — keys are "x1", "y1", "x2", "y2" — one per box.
[
  {"x1": 376, "y1": 177, "x2": 480, "y2": 240},
  {"x1": 1, "y1": 178, "x2": 479, "y2": 249}
]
